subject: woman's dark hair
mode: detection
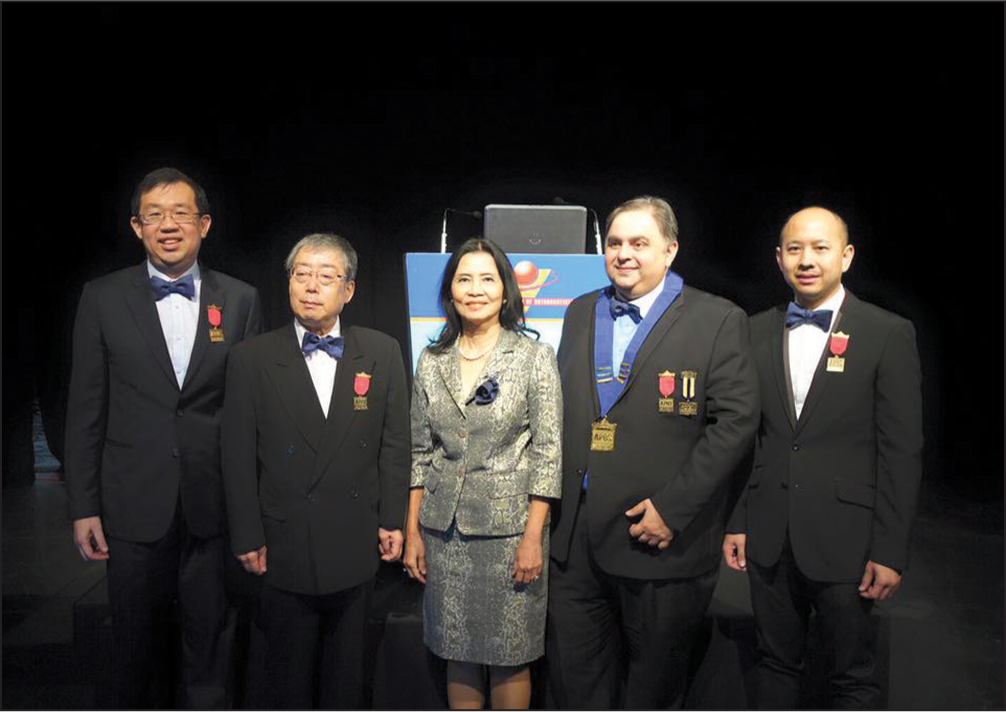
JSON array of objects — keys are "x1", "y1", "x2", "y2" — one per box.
[{"x1": 428, "y1": 237, "x2": 536, "y2": 354}]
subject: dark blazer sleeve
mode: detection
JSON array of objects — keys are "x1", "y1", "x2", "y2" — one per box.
[
  {"x1": 650, "y1": 306, "x2": 760, "y2": 535},
  {"x1": 65, "y1": 282, "x2": 108, "y2": 521},
  {"x1": 377, "y1": 338, "x2": 410, "y2": 530},
  {"x1": 869, "y1": 318, "x2": 923, "y2": 571},
  {"x1": 221, "y1": 344, "x2": 265, "y2": 555}
]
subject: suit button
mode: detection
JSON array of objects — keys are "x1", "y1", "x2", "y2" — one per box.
[
  {"x1": 576, "y1": 468, "x2": 585, "y2": 475},
  {"x1": 308, "y1": 494, "x2": 316, "y2": 502},
  {"x1": 176, "y1": 409, "x2": 184, "y2": 417},
  {"x1": 792, "y1": 443, "x2": 800, "y2": 451},
  {"x1": 457, "y1": 467, "x2": 464, "y2": 477},
  {"x1": 349, "y1": 488, "x2": 359, "y2": 499},
  {"x1": 171, "y1": 447, "x2": 181, "y2": 458},
  {"x1": 458, "y1": 429, "x2": 467, "y2": 439},
  {"x1": 286, "y1": 446, "x2": 295, "y2": 455},
  {"x1": 359, "y1": 439, "x2": 367, "y2": 449}
]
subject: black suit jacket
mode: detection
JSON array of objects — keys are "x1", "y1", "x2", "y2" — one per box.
[
  {"x1": 221, "y1": 323, "x2": 410, "y2": 596},
  {"x1": 65, "y1": 262, "x2": 263, "y2": 542},
  {"x1": 727, "y1": 292, "x2": 923, "y2": 582},
  {"x1": 552, "y1": 285, "x2": 760, "y2": 579}
]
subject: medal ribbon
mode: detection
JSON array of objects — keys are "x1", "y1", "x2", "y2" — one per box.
[{"x1": 593, "y1": 271, "x2": 683, "y2": 416}]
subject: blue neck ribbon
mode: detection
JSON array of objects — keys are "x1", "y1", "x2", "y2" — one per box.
[{"x1": 593, "y1": 271, "x2": 683, "y2": 416}]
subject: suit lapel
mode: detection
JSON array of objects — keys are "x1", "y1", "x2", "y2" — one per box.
[
  {"x1": 772, "y1": 306, "x2": 798, "y2": 430},
  {"x1": 436, "y1": 343, "x2": 467, "y2": 417},
  {"x1": 608, "y1": 291, "x2": 686, "y2": 410},
  {"x1": 794, "y1": 294, "x2": 851, "y2": 434},
  {"x1": 181, "y1": 264, "x2": 223, "y2": 392},
  {"x1": 481, "y1": 329, "x2": 519, "y2": 385},
  {"x1": 309, "y1": 326, "x2": 368, "y2": 489},
  {"x1": 268, "y1": 323, "x2": 326, "y2": 452},
  {"x1": 124, "y1": 264, "x2": 178, "y2": 390}
]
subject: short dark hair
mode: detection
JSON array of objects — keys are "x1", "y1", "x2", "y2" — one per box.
[
  {"x1": 428, "y1": 237, "x2": 536, "y2": 354},
  {"x1": 131, "y1": 167, "x2": 210, "y2": 216}
]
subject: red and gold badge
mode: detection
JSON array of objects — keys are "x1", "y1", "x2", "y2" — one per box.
[
  {"x1": 658, "y1": 370, "x2": 675, "y2": 413},
  {"x1": 827, "y1": 331, "x2": 849, "y2": 373},
  {"x1": 353, "y1": 372, "x2": 371, "y2": 410},
  {"x1": 208, "y1": 305, "x2": 225, "y2": 342}
]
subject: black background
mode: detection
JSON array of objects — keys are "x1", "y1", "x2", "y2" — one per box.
[{"x1": 4, "y1": 2, "x2": 1002, "y2": 515}]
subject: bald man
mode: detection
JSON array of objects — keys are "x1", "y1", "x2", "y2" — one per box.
[{"x1": 723, "y1": 207, "x2": 922, "y2": 708}]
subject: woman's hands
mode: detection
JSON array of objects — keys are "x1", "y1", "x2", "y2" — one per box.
[
  {"x1": 512, "y1": 532, "x2": 543, "y2": 585},
  {"x1": 403, "y1": 530, "x2": 427, "y2": 583}
]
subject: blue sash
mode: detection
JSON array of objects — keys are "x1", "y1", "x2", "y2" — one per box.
[{"x1": 593, "y1": 271, "x2": 683, "y2": 416}]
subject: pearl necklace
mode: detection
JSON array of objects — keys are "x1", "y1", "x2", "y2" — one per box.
[{"x1": 458, "y1": 338, "x2": 496, "y2": 361}]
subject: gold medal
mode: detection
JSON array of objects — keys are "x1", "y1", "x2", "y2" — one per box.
[
  {"x1": 590, "y1": 417, "x2": 617, "y2": 452},
  {"x1": 678, "y1": 370, "x2": 698, "y2": 416}
]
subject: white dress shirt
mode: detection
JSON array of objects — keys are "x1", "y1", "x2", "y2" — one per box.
[
  {"x1": 294, "y1": 318, "x2": 341, "y2": 418},
  {"x1": 788, "y1": 285, "x2": 845, "y2": 419},
  {"x1": 612, "y1": 281, "x2": 664, "y2": 372},
  {"x1": 148, "y1": 261, "x2": 201, "y2": 389}
]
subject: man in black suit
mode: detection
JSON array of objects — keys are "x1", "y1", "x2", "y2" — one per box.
[
  {"x1": 221, "y1": 232, "x2": 410, "y2": 708},
  {"x1": 66, "y1": 167, "x2": 263, "y2": 708},
  {"x1": 723, "y1": 207, "x2": 923, "y2": 708},
  {"x1": 547, "y1": 196, "x2": 760, "y2": 708}
]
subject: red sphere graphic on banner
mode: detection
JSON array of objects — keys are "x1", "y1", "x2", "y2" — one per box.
[{"x1": 513, "y1": 260, "x2": 539, "y2": 288}]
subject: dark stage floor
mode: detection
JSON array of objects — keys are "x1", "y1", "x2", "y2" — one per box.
[{"x1": 3, "y1": 476, "x2": 1001, "y2": 710}]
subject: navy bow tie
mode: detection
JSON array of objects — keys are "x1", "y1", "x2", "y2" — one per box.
[
  {"x1": 302, "y1": 332, "x2": 344, "y2": 359},
  {"x1": 610, "y1": 294, "x2": 642, "y2": 324},
  {"x1": 786, "y1": 302, "x2": 833, "y2": 331},
  {"x1": 150, "y1": 274, "x2": 196, "y2": 301}
]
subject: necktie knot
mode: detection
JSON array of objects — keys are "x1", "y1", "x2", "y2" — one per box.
[
  {"x1": 786, "y1": 302, "x2": 833, "y2": 331},
  {"x1": 610, "y1": 294, "x2": 642, "y2": 324},
  {"x1": 302, "y1": 332, "x2": 344, "y2": 359},
  {"x1": 150, "y1": 274, "x2": 196, "y2": 301}
]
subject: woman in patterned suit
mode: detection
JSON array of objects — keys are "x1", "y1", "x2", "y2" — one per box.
[{"x1": 403, "y1": 237, "x2": 562, "y2": 709}]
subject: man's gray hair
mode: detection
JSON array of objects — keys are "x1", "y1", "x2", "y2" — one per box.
[
  {"x1": 605, "y1": 195, "x2": 680, "y2": 245},
  {"x1": 284, "y1": 233, "x2": 358, "y2": 281}
]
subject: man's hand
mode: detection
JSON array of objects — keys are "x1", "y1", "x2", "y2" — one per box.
[
  {"x1": 403, "y1": 530, "x2": 427, "y2": 584},
  {"x1": 379, "y1": 527, "x2": 404, "y2": 562},
  {"x1": 73, "y1": 516, "x2": 110, "y2": 561},
  {"x1": 723, "y1": 533, "x2": 748, "y2": 571},
  {"x1": 237, "y1": 546, "x2": 268, "y2": 576},
  {"x1": 625, "y1": 498, "x2": 674, "y2": 550},
  {"x1": 859, "y1": 560, "x2": 902, "y2": 600}
]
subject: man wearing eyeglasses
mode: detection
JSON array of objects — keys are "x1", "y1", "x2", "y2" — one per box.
[
  {"x1": 65, "y1": 167, "x2": 263, "y2": 708},
  {"x1": 221, "y1": 233, "x2": 410, "y2": 708}
]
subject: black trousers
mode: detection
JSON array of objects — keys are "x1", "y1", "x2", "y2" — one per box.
[
  {"x1": 105, "y1": 506, "x2": 232, "y2": 709},
  {"x1": 259, "y1": 579, "x2": 373, "y2": 710},
  {"x1": 747, "y1": 535, "x2": 879, "y2": 709},
  {"x1": 547, "y1": 496, "x2": 718, "y2": 709}
]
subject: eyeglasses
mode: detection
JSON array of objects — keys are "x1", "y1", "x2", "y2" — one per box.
[
  {"x1": 290, "y1": 268, "x2": 351, "y2": 287},
  {"x1": 137, "y1": 210, "x2": 203, "y2": 226}
]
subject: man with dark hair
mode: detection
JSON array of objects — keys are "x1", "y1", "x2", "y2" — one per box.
[
  {"x1": 548, "y1": 196, "x2": 760, "y2": 708},
  {"x1": 723, "y1": 206, "x2": 922, "y2": 708},
  {"x1": 222, "y1": 233, "x2": 410, "y2": 708},
  {"x1": 65, "y1": 167, "x2": 262, "y2": 708}
]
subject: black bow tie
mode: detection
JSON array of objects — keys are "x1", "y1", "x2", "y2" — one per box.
[
  {"x1": 610, "y1": 294, "x2": 642, "y2": 324},
  {"x1": 786, "y1": 302, "x2": 833, "y2": 331},
  {"x1": 301, "y1": 332, "x2": 344, "y2": 359},
  {"x1": 150, "y1": 274, "x2": 195, "y2": 301}
]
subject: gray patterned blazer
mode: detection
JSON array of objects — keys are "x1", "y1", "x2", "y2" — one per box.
[{"x1": 410, "y1": 329, "x2": 563, "y2": 537}]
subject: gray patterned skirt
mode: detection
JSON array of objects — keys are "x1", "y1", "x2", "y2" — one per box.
[{"x1": 422, "y1": 523, "x2": 548, "y2": 666}]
